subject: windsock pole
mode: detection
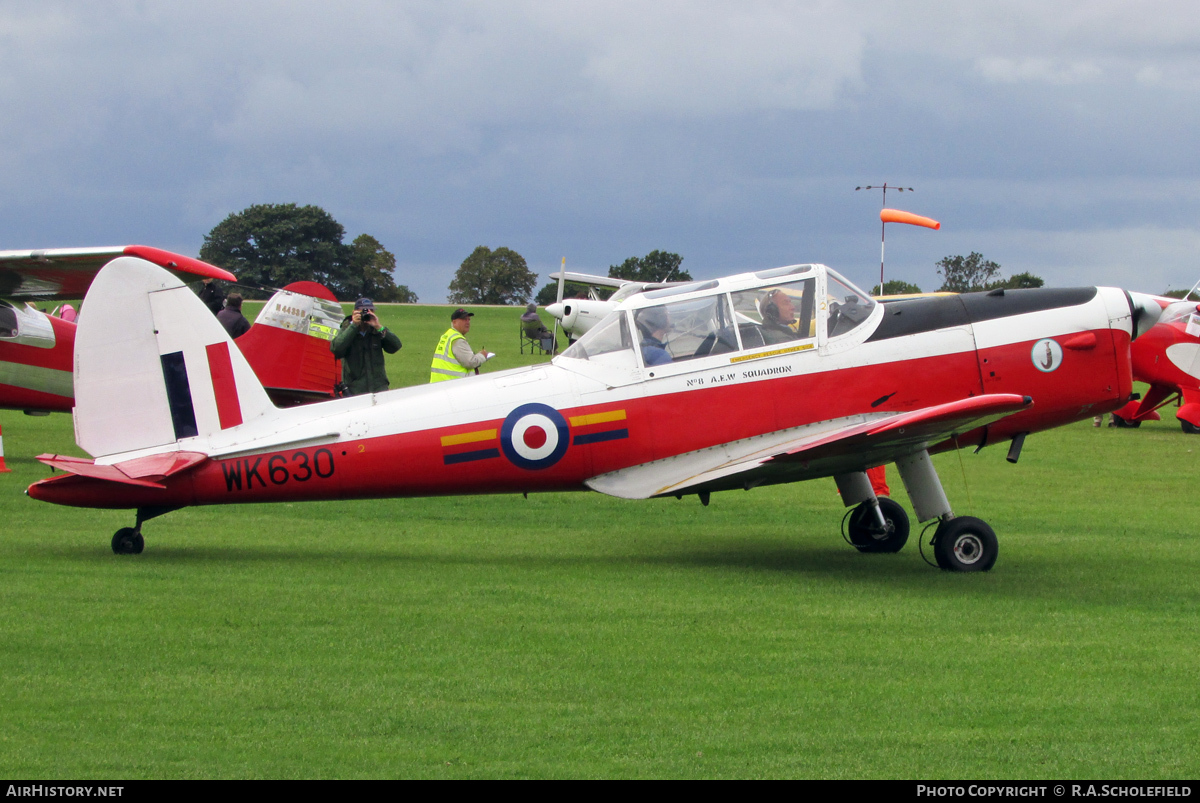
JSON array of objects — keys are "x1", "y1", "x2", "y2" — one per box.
[
  {"x1": 0, "y1": 423, "x2": 10, "y2": 473},
  {"x1": 856, "y1": 183, "x2": 914, "y2": 291}
]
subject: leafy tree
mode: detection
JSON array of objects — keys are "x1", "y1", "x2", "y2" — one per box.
[
  {"x1": 935, "y1": 253, "x2": 1047, "y2": 293},
  {"x1": 936, "y1": 252, "x2": 1002, "y2": 293},
  {"x1": 871, "y1": 279, "x2": 923, "y2": 296},
  {"x1": 992, "y1": 271, "x2": 1044, "y2": 290},
  {"x1": 1162, "y1": 288, "x2": 1197, "y2": 300},
  {"x1": 609, "y1": 250, "x2": 691, "y2": 283},
  {"x1": 200, "y1": 204, "x2": 410, "y2": 302},
  {"x1": 448, "y1": 246, "x2": 537, "y2": 306},
  {"x1": 200, "y1": 203, "x2": 353, "y2": 298},
  {"x1": 348, "y1": 234, "x2": 417, "y2": 303}
]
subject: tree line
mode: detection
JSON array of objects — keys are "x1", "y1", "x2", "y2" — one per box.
[
  {"x1": 202, "y1": 204, "x2": 1085, "y2": 306},
  {"x1": 873, "y1": 252, "x2": 1045, "y2": 296},
  {"x1": 200, "y1": 203, "x2": 689, "y2": 307}
]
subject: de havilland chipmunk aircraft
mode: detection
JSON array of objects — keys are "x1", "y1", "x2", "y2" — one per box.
[
  {"x1": 0, "y1": 246, "x2": 344, "y2": 415},
  {"x1": 28, "y1": 256, "x2": 1162, "y2": 571}
]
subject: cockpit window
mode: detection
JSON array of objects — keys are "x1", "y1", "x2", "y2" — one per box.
[
  {"x1": 560, "y1": 309, "x2": 634, "y2": 363},
  {"x1": 824, "y1": 271, "x2": 876, "y2": 338},
  {"x1": 730, "y1": 278, "x2": 816, "y2": 350},
  {"x1": 633, "y1": 294, "x2": 737, "y2": 366}
]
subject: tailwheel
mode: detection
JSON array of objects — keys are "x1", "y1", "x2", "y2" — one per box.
[
  {"x1": 932, "y1": 517, "x2": 997, "y2": 572},
  {"x1": 846, "y1": 497, "x2": 910, "y2": 553},
  {"x1": 111, "y1": 527, "x2": 144, "y2": 555}
]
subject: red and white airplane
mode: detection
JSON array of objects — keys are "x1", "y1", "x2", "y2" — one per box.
[
  {"x1": 0, "y1": 246, "x2": 343, "y2": 415},
  {"x1": 28, "y1": 256, "x2": 1162, "y2": 571},
  {"x1": 1107, "y1": 296, "x2": 1200, "y2": 433}
]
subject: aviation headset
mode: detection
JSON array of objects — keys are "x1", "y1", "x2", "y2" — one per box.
[{"x1": 761, "y1": 289, "x2": 782, "y2": 322}]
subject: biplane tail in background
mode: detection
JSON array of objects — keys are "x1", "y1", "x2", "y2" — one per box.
[{"x1": 238, "y1": 281, "x2": 344, "y2": 406}]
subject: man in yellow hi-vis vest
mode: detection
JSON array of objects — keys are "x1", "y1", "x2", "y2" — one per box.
[{"x1": 430, "y1": 308, "x2": 491, "y2": 382}]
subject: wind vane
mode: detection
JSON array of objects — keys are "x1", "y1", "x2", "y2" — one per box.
[{"x1": 856, "y1": 183, "x2": 939, "y2": 293}]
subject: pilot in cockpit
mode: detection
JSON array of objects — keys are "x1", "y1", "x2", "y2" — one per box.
[{"x1": 760, "y1": 288, "x2": 798, "y2": 344}]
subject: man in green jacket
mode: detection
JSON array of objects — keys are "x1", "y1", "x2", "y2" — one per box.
[{"x1": 331, "y1": 298, "x2": 403, "y2": 395}]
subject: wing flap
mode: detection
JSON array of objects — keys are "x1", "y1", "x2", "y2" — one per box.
[{"x1": 585, "y1": 394, "x2": 1031, "y2": 500}]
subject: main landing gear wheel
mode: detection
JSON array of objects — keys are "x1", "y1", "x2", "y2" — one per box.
[
  {"x1": 1181, "y1": 420, "x2": 1200, "y2": 435},
  {"x1": 932, "y1": 517, "x2": 997, "y2": 572},
  {"x1": 847, "y1": 497, "x2": 910, "y2": 553},
  {"x1": 1111, "y1": 414, "x2": 1140, "y2": 428},
  {"x1": 111, "y1": 528, "x2": 144, "y2": 555}
]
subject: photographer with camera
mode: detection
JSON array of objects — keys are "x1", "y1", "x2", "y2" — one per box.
[{"x1": 331, "y1": 297, "x2": 402, "y2": 396}]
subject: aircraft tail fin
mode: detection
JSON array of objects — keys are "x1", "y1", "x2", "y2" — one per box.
[{"x1": 74, "y1": 257, "x2": 276, "y2": 459}]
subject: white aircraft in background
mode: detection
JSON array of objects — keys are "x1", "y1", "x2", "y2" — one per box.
[{"x1": 544, "y1": 270, "x2": 683, "y2": 340}]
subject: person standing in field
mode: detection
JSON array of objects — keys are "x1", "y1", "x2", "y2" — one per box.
[
  {"x1": 217, "y1": 293, "x2": 251, "y2": 339},
  {"x1": 198, "y1": 277, "x2": 225, "y2": 316},
  {"x1": 331, "y1": 298, "x2": 402, "y2": 395},
  {"x1": 430, "y1": 308, "x2": 490, "y2": 382}
]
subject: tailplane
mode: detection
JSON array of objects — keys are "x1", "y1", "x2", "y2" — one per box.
[{"x1": 74, "y1": 257, "x2": 275, "y2": 459}]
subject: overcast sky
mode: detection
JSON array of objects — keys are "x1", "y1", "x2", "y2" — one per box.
[{"x1": 3, "y1": 1, "x2": 1200, "y2": 301}]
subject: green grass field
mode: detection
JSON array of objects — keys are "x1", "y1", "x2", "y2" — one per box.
[{"x1": 1, "y1": 303, "x2": 1198, "y2": 779}]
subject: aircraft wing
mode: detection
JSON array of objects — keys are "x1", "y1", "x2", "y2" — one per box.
[
  {"x1": 548, "y1": 271, "x2": 687, "y2": 291},
  {"x1": 585, "y1": 394, "x2": 1032, "y2": 499},
  {"x1": 0, "y1": 245, "x2": 235, "y2": 301},
  {"x1": 548, "y1": 271, "x2": 634, "y2": 289}
]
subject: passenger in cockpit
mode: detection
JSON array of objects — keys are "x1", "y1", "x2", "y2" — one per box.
[
  {"x1": 636, "y1": 306, "x2": 673, "y2": 366},
  {"x1": 760, "y1": 288, "x2": 798, "y2": 344}
]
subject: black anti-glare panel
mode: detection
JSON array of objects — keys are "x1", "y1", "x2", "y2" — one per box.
[
  {"x1": 868, "y1": 287, "x2": 1099, "y2": 342},
  {"x1": 160, "y1": 351, "x2": 199, "y2": 440}
]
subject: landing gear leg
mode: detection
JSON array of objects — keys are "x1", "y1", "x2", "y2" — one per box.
[
  {"x1": 109, "y1": 506, "x2": 179, "y2": 556},
  {"x1": 895, "y1": 449, "x2": 999, "y2": 573},
  {"x1": 836, "y1": 471, "x2": 910, "y2": 553}
]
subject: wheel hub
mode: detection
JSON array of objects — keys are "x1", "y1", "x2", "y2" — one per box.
[{"x1": 953, "y1": 534, "x2": 983, "y2": 565}]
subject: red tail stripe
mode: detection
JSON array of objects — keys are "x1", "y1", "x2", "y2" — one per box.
[{"x1": 206, "y1": 342, "x2": 243, "y2": 429}]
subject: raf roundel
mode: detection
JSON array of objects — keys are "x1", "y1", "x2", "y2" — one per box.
[
  {"x1": 501, "y1": 403, "x2": 570, "y2": 470},
  {"x1": 1031, "y1": 338, "x2": 1064, "y2": 373}
]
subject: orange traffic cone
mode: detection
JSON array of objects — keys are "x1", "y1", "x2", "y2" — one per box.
[{"x1": 0, "y1": 423, "x2": 10, "y2": 473}]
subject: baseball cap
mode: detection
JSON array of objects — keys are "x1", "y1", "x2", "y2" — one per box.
[
  {"x1": 451, "y1": 308, "x2": 474, "y2": 320},
  {"x1": 355, "y1": 297, "x2": 376, "y2": 310}
]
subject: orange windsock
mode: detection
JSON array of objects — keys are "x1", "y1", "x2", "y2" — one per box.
[{"x1": 881, "y1": 208, "x2": 940, "y2": 230}]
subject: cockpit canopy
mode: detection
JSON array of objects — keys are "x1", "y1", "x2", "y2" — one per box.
[
  {"x1": 1160, "y1": 300, "x2": 1200, "y2": 328},
  {"x1": 559, "y1": 263, "x2": 876, "y2": 369}
]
